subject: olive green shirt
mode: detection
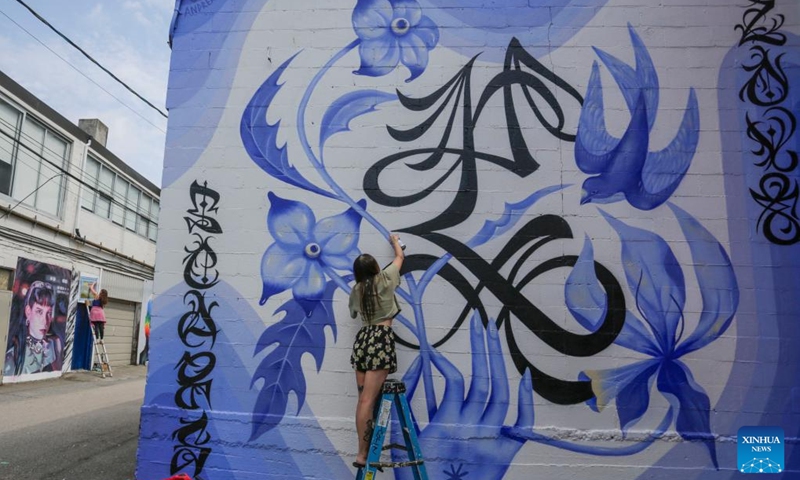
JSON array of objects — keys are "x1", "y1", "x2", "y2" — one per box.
[{"x1": 349, "y1": 263, "x2": 401, "y2": 326}]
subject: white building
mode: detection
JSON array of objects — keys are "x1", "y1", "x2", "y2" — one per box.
[{"x1": 0, "y1": 69, "x2": 158, "y2": 381}]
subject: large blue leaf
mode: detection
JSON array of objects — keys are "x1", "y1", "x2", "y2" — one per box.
[
  {"x1": 250, "y1": 282, "x2": 338, "y2": 440},
  {"x1": 319, "y1": 90, "x2": 396, "y2": 153},
  {"x1": 241, "y1": 54, "x2": 336, "y2": 199},
  {"x1": 467, "y1": 184, "x2": 567, "y2": 248},
  {"x1": 601, "y1": 210, "x2": 685, "y2": 354},
  {"x1": 657, "y1": 360, "x2": 718, "y2": 469},
  {"x1": 565, "y1": 235, "x2": 607, "y2": 332},
  {"x1": 669, "y1": 204, "x2": 739, "y2": 357}
]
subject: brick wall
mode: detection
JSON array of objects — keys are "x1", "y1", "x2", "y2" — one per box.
[{"x1": 137, "y1": 1, "x2": 800, "y2": 478}]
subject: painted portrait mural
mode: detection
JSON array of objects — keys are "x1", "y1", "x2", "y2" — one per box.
[
  {"x1": 137, "y1": 0, "x2": 799, "y2": 479},
  {"x1": 4, "y1": 257, "x2": 72, "y2": 381}
]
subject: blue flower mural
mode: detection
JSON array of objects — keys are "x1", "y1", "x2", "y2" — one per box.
[
  {"x1": 575, "y1": 25, "x2": 700, "y2": 210},
  {"x1": 136, "y1": 2, "x2": 759, "y2": 479},
  {"x1": 579, "y1": 204, "x2": 739, "y2": 468},
  {"x1": 259, "y1": 193, "x2": 365, "y2": 313},
  {"x1": 352, "y1": 0, "x2": 440, "y2": 81}
]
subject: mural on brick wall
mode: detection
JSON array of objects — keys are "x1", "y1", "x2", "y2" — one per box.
[{"x1": 138, "y1": 1, "x2": 799, "y2": 479}]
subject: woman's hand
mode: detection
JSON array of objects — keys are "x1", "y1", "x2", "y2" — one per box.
[
  {"x1": 389, "y1": 234, "x2": 404, "y2": 270},
  {"x1": 392, "y1": 312, "x2": 533, "y2": 479}
]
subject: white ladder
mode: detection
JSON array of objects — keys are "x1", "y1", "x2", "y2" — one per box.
[{"x1": 90, "y1": 326, "x2": 112, "y2": 378}]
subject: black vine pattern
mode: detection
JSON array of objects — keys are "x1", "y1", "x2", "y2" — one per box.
[
  {"x1": 365, "y1": 38, "x2": 626, "y2": 406},
  {"x1": 171, "y1": 180, "x2": 221, "y2": 478},
  {"x1": 737, "y1": 0, "x2": 799, "y2": 245}
]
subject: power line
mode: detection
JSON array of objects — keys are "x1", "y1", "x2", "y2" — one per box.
[
  {"x1": 13, "y1": 0, "x2": 169, "y2": 119},
  {"x1": 0, "y1": 141, "x2": 159, "y2": 246},
  {"x1": 0, "y1": 139, "x2": 160, "y2": 244},
  {"x1": 0, "y1": 8, "x2": 167, "y2": 134},
  {"x1": 0, "y1": 114, "x2": 159, "y2": 218},
  {"x1": 0, "y1": 224, "x2": 154, "y2": 277},
  {"x1": 0, "y1": 96, "x2": 158, "y2": 199},
  {"x1": 0, "y1": 127, "x2": 160, "y2": 224},
  {"x1": 0, "y1": 171, "x2": 62, "y2": 220}
]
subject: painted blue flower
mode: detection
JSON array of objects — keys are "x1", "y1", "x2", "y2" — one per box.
[
  {"x1": 577, "y1": 205, "x2": 739, "y2": 469},
  {"x1": 260, "y1": 193, "x2": 365, "y2": 313},
  {"x1": 352, "y1": 0, "x2": 439, "y2": 82}
]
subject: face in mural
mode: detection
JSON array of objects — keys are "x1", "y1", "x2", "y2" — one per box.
[
  {"x1": 137, "y1": 0, "x2": 800, "y2": 479},
  {"x1": 25, "y1": 302, "x2": 52, "y2": 340}
]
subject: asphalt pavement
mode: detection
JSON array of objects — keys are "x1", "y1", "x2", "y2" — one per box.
[{"x1": 0, "y1": 365, "x2": 147, "y2": 480}]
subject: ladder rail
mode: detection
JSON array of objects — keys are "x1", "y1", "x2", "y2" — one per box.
[
  {"x1": 355, "y1": 380, "x2": 428, "y2": 480},
  {"x1": 395, "y1": 392, "x2": 425, "y2": 480},
  {"x1": 90, "y1": 324, "x2": 113, "y2": 378}
]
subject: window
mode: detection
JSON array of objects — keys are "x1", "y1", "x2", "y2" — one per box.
[
  {"x1": 81, "y1": 154, "x2": 159, "y2": 241},
  {"x1": 0, "y1": 101, "x2": 21, "y2": 195},
  {"x1": 96, "y1": 161, "x2": 114, "y2": 218},
  {"x1": 0, "y1": 267, "x2": 13, "y2": 291},
  {"x1": 148, "y1": 200, "x2": 159, "y2": 241},
  {"x1": 38, "y1": 131, "x2": 68, "y2": 215},
  {"x1": 82, "y1": 156, "x2": 100, "y2": 210},
  {"x1": 111, "y1": 176, "x2": 128, "y2": 225},
  {"x1": 148, "y1": 221, "x2": 158, "y2": 241},
  {"x1": 125, "y1": 185, "x2": 140, "y2": 231},
  {"x1": 0, "y1": 98, "x2": 69, "y2": 217}
]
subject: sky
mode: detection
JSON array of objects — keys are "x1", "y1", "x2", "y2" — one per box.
[{"x1": 0, "y1": 0, "x2": 173, "y2": 186}]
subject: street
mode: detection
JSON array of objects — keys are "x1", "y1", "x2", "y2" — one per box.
[{"x1": 0, "y1": 366, "x2": 146, "y2": 480}]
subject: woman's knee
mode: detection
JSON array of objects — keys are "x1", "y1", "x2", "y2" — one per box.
[{"x1": 357, "y1": 392, "x2": 376, "y2": 409}]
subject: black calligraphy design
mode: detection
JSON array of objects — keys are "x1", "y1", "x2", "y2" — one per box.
[
  {"x1": 737, "y1": 0, "x2": 799, "y2": 245},
  {"x1": 171, "y1": 180, "x2": 221, "y2": 477},
  {"x1": 735, "y1": 0, "x2": 787, "y2": 46},
  {"x1": 365, "y1": 38, "x2": 626, "y2": 405}
]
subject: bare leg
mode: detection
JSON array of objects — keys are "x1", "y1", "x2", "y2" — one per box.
[
  {"x1": 355, "y1": 369, "x2": 389, "y2": 464},
  {"x1": 354, "y1": 370, "x2": 366, "y2": 463}
]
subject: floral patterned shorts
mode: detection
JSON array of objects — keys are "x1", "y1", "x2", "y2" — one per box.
[{"x1": 351, "y1": 325, "x2": 397, "y2": 373}]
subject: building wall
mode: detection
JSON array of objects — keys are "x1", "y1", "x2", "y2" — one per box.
[
  {"x1": 0, "y1": 73, "x2": 159, "y2": 378},
  {"x1": 137, "y1": 1, "x2": 799, "y2": 479},
  {"x1": 0, "y1": 76, "x2": 159, "y2": 269}
]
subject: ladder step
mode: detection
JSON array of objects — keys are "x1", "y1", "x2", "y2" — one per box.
[
  {"x1": 381, "y1": 379, "x2": 406, "y2": 394},
  {"x1": 91, "y1": 331, "x2": 112, "y2": 377},
  {"x1": 370, "y1": 460, "x2": 424, "y2": 469},
  {"x1": 382, "y1": 443, "x2": 408, "y2": 452}
]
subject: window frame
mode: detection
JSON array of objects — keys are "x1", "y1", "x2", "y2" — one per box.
[
  {"x1": 0, "y1": 267, "x2": 13, "y2": 291},
  {"x1": 81, "y1": 154, "x2": 160, "y2": 242},
  {"x1": 0, "y1": 97, "x2": 70, "y2": 218}
]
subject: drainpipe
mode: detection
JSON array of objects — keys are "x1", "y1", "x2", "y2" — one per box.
[
  {"x1": 72, "y1": 138, "x2": 92, "y2": 236},
  {"x1": 168, "y1": 0, "x2": 184, "y2": 48}
]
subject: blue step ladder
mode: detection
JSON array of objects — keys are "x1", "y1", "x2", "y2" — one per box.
[{"x1": 356, "y1": 379, "x2": 428, "y2": 480}]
